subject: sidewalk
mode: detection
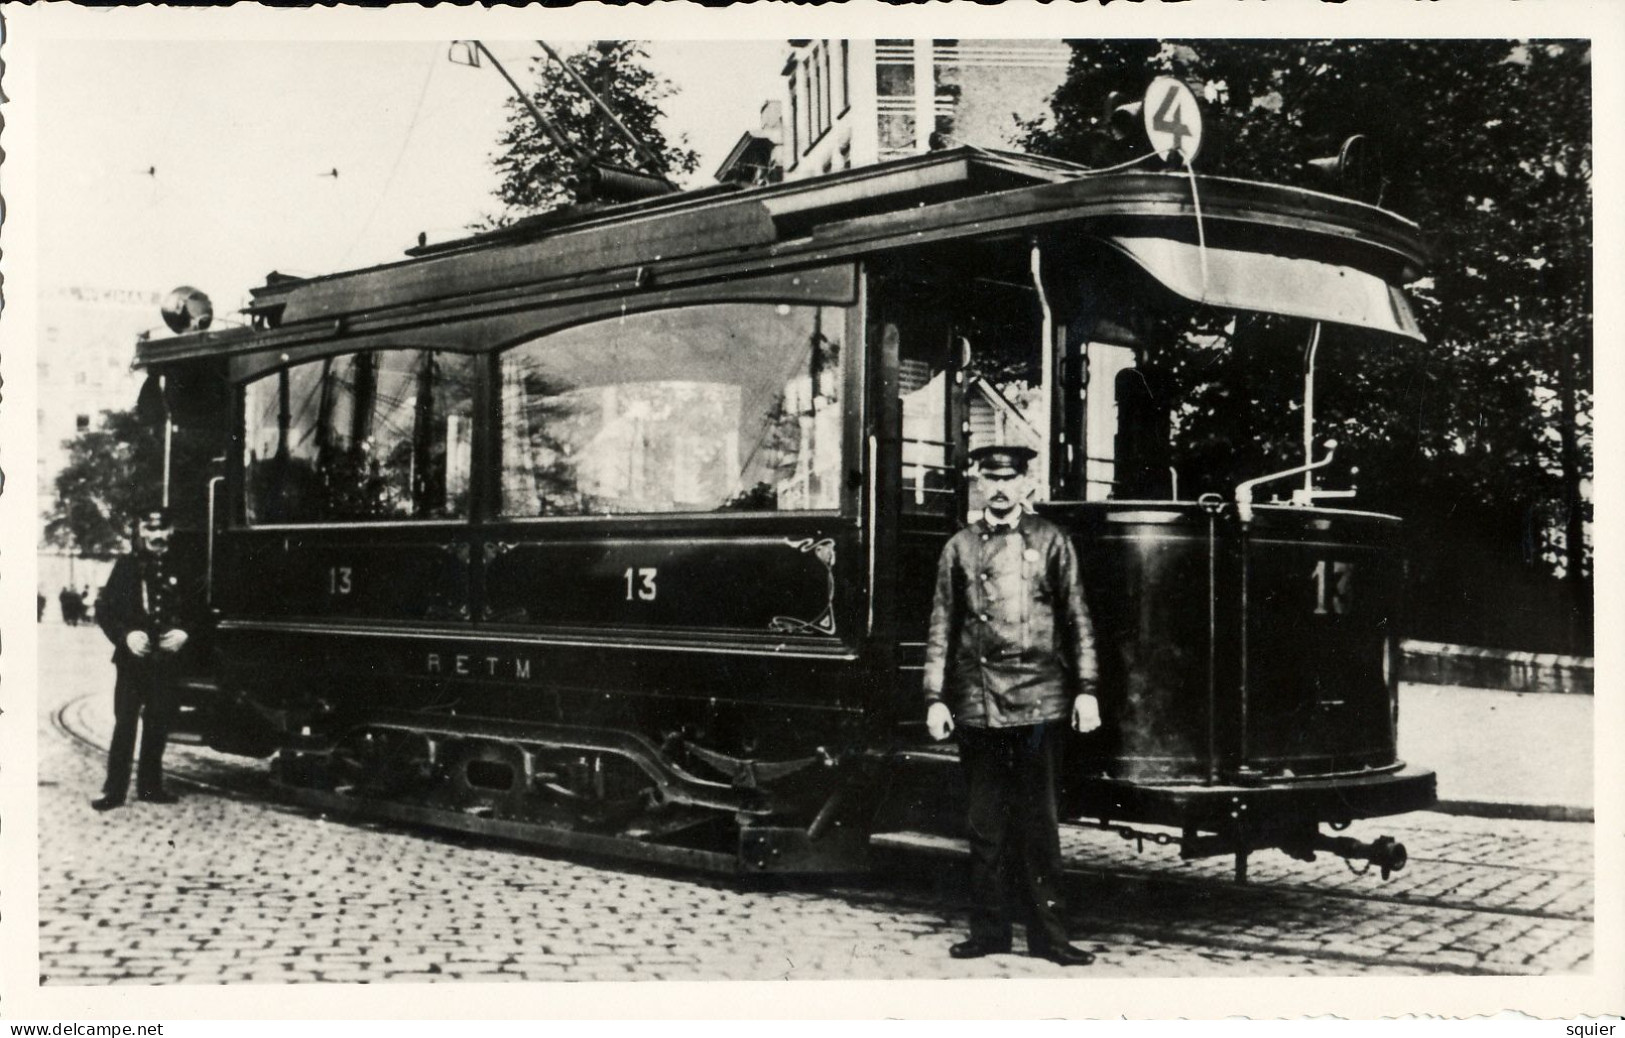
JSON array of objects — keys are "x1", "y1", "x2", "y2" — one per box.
[{"x1": 1398, "y1": 683, "x2": 1593, "y2": 822}]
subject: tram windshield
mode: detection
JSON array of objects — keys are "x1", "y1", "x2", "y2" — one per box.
[
  {"x1": 883, "y1": 234, "x2": 1421, "y2": 513},
  {"x1": 1059, "y1": 237, "x2": 1421, "y2": 504}
]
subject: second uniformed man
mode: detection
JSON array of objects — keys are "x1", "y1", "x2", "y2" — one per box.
[
  {"x1": 923, "y1": 444, "x2": 1102, "y2": 966},
  {"x1": 91, "y1": 506, "x2": 192, "y2": 811}
]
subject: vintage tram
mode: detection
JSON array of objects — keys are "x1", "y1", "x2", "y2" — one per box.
[{"x1": 136, "y1": 143, "x2": 1435, "y2": 880}]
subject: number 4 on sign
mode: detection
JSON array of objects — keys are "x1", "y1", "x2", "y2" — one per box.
[{"x1": 1143, "y1": 77, "x2": 1204, "y2": 165}]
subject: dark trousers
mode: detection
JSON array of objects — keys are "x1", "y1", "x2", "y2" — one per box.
[
  {"x1": 958, "y1": 722, "x2": 1070, "y2": 950},
  {"x1": 103, "y1": 660, "x2": 176, "y2": 800}
]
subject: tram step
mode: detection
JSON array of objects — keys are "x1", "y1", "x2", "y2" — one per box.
[{"x1": 869, "y1": 830, "x2": 966, "y2": 857}]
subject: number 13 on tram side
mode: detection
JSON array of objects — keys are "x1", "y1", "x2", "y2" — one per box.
[{"x1": 138, "y1": 145, "x2": 1435, "y2": 880}]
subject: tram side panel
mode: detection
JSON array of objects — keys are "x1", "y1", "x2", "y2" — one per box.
[
  {"x1": 200, "y1": 277, "x2": 885, "y2": 856},
  {"x1": 1241, "y1": 507, "x2": 1405, "y2": 775},
  {"x1": 1059, "y1": 506, "x2": 1220, "y2": 786},
  {"x1": 1040, "y1": 502, "x2": 1430, "y2": 837}
]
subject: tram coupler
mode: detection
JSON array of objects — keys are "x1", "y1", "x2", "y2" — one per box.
[
  {"x1": 1175, "y1": 825, "x2": 1407, "y2": 881},
  {"x1": 1279, "y1": 831, "x2": 1408, "y2": 879}
]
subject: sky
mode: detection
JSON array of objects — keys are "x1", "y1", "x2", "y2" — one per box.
[{"x1": 36, "y1": 39, "x2": 786, "y2": 315}]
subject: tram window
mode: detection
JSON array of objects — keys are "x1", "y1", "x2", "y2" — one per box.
[
  {"x1": 961, "y1": 286, "x2": 1047, "y2": 514},
  {"x1": 243, "y1": 349, "x2": 475, "y2": 523},
  {"x1": 899, "y1": 327, "x2": 953, "y2": 517},
  {"x1": 499, "y1": 302, "x2": 845, "y2": 517},
  {"x1": 1083, "y1": 343, "x2": 1136, "y2": 501}
]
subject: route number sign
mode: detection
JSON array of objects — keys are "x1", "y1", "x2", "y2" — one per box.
[{"x1": 1143, "y1": 77, "x2": 1204, "y2": 166}]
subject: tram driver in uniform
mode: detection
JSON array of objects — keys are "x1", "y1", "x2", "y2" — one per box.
[
  {"x1": 91, "y1": 506, "x2": 191, "y2": 811},
  {"x1": 923, "y1": 444, "x2": 1102, "y2": 966}
]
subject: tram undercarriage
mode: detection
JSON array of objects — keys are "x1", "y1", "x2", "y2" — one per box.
[
  {"x1": 268, "y1": 713, "x2": 876, "y2": 874},
  {"x1": 228, "y1": 697, "x2": 1432, "y2": 881}
]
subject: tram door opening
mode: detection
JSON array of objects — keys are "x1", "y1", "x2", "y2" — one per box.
[
  {"x1": 1079, "y1": 342, "x2": 1175, "y2": 502},
  {"x1": 873, "y1": 263, "x2": 1051, "y2": 729},
  {"x1": 137, "y1": 361, "x2": 234, "y2": 738}
]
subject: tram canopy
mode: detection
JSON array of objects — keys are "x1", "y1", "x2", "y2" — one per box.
[{"x1": 1104, "y1": 236, "x2": 1425, "y2": 343}]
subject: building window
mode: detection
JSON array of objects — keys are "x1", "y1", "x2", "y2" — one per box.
[
  {"x1": 876, "y1": 40, "x2": 916, "y2": 97},
  {"x1": 499, "y1": 301, "x2": 846, "y2": 517},
  {"x1": 809, "y1": 48, "x2": 822, "y2": 144},
  {"x1": 243, "y1": 349, "x2": 476, "y2": 523},
  {"x1": 76, "y1": 414, "x2": 91, "y2": 432},
  {"x1": 788, "y1": 66, "x2": 801, "y2": 163},
  {"x1": 838, "y1": 40, "x2": 850, "y2": 114},
  {"x1": 818, "y1": 43, "x2": 833, "y2": 138},
  {"x1": 878, "y1": 111, "x2": 917, "y2": 158}
]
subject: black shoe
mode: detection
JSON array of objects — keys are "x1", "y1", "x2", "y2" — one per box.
[
  {"x1": 137, "y1": 789, "x2": 179, "y2": 805},
  {"x1": 90, "y1": 796, "x2": 124, "y2": 812},
  {"x1": 949, "y1": 937, "x2": 1012, "y2": 960},
  {"x1": 1030, "y1": 941, "x2": 1096, "y2": 967}
]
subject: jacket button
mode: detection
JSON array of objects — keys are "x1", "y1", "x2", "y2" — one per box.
[{"x1": 979, "y1": 613, "x2": 989, "y2": 622}]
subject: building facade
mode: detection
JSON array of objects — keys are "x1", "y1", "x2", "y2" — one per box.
[
  {"x1": 718, "y1": 39, "x2": 1071, "y2": 185},
  {"x1": 36, "y1": 286, "x2": 159, "y2": 540}
]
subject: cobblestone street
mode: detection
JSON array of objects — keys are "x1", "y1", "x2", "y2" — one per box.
[{"x1": 36, "y1": 625, "x2": 1594, "y2": 984}]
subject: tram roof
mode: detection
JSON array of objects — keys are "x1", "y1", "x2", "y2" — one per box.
[{"x1": 135, "y1": 146, "x2": 1429, "y2": 367}]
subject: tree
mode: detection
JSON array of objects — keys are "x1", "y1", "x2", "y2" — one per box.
[
  {"x1": 484, "y1": 41, "x2": 699, "y2": 223},
  {"x1": 1022, "y1": 39, "x2": 1592, "y2": 651},
  {"x1": 43, "y1": 409, "x2": 163, "y2": 559}
]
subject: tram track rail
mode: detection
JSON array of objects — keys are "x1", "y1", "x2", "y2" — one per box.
[
  {"x1": 1058, "y1": 822, "x2": 1594, "y2": 919},
  {"x1": 52, "y1": 692, "x2": 1592, "y2": 976}
]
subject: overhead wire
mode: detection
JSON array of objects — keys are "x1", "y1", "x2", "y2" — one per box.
[{"x1": 337, "y1": 45, "x2": 440, "y2": 269}]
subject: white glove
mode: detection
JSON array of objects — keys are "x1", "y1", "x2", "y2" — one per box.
[
  {"x1": 1072, "y1": 693, "x2": 1102, "y2": 734},
  {"x1": 157, "y1": 629, "x2": 189, "y2": 653},
  {"x1": 125, "y1": 630, "x2": 153, "y2": 657},
  {"x1": 926, "y1": 701, "x2": 955, "y2": 741}
]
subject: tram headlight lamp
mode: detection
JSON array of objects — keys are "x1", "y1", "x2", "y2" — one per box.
[
  {"x1": 160, "y1": 285, "x2": 214, "y2": 334},
  {"x1": 1105, "y1": 92, "x2": 1145, "y2": 142},
  {"x1": 1305, "y1": 135, "x2": 1385, "y2": 205}
]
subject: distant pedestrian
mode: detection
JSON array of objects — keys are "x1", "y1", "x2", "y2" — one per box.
[
  {"x1": 922, "y1": 444, "x2": 1102, "y2": 967},
  {"x1": 58, "y1": 586, "x2": 76, "y2": 626},
  {"x1": 38, "y1": 591, "x2": 46, "y2": 623},
  {"x1": 80, "y1": 585, "x2": 94, "y2": 623},
  {"x1": 92, "y1": 506, "x2": 194, "y2": 811}
]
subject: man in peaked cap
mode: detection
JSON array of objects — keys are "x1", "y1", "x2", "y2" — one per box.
[
  {"x1": 923, "y1": 444, "x2": 1103, "y2": 966},
  {"x1": 91, "y1": 505, "x2": 193, "y2": 811}
]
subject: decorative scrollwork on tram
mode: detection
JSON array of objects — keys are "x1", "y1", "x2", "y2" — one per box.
[
  {"x1": 768, "y1": 537, "x2": 837, "y2": 636},
  {"x1": 483, "y1": 541, "x2": 518, "y2": 565}
]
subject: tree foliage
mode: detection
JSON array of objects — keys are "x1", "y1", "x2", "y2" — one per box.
[
  {"x1": 44, "y1": 409, "x2": 163, "y2": 559},
  {"x1": 484, "y1": 41, "x2": 699, "y2": 222},
  {"x1": 1022, "y1": 39, "x2": 1592, "y2": 650}
]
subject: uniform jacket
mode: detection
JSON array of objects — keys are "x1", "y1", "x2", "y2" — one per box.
[
  {"x1": 96, "y1": 553, "x2": 195, "y2": 670},
  {"x1": 922, "y1": 512, "x2": 1098, "y2": 728}
]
